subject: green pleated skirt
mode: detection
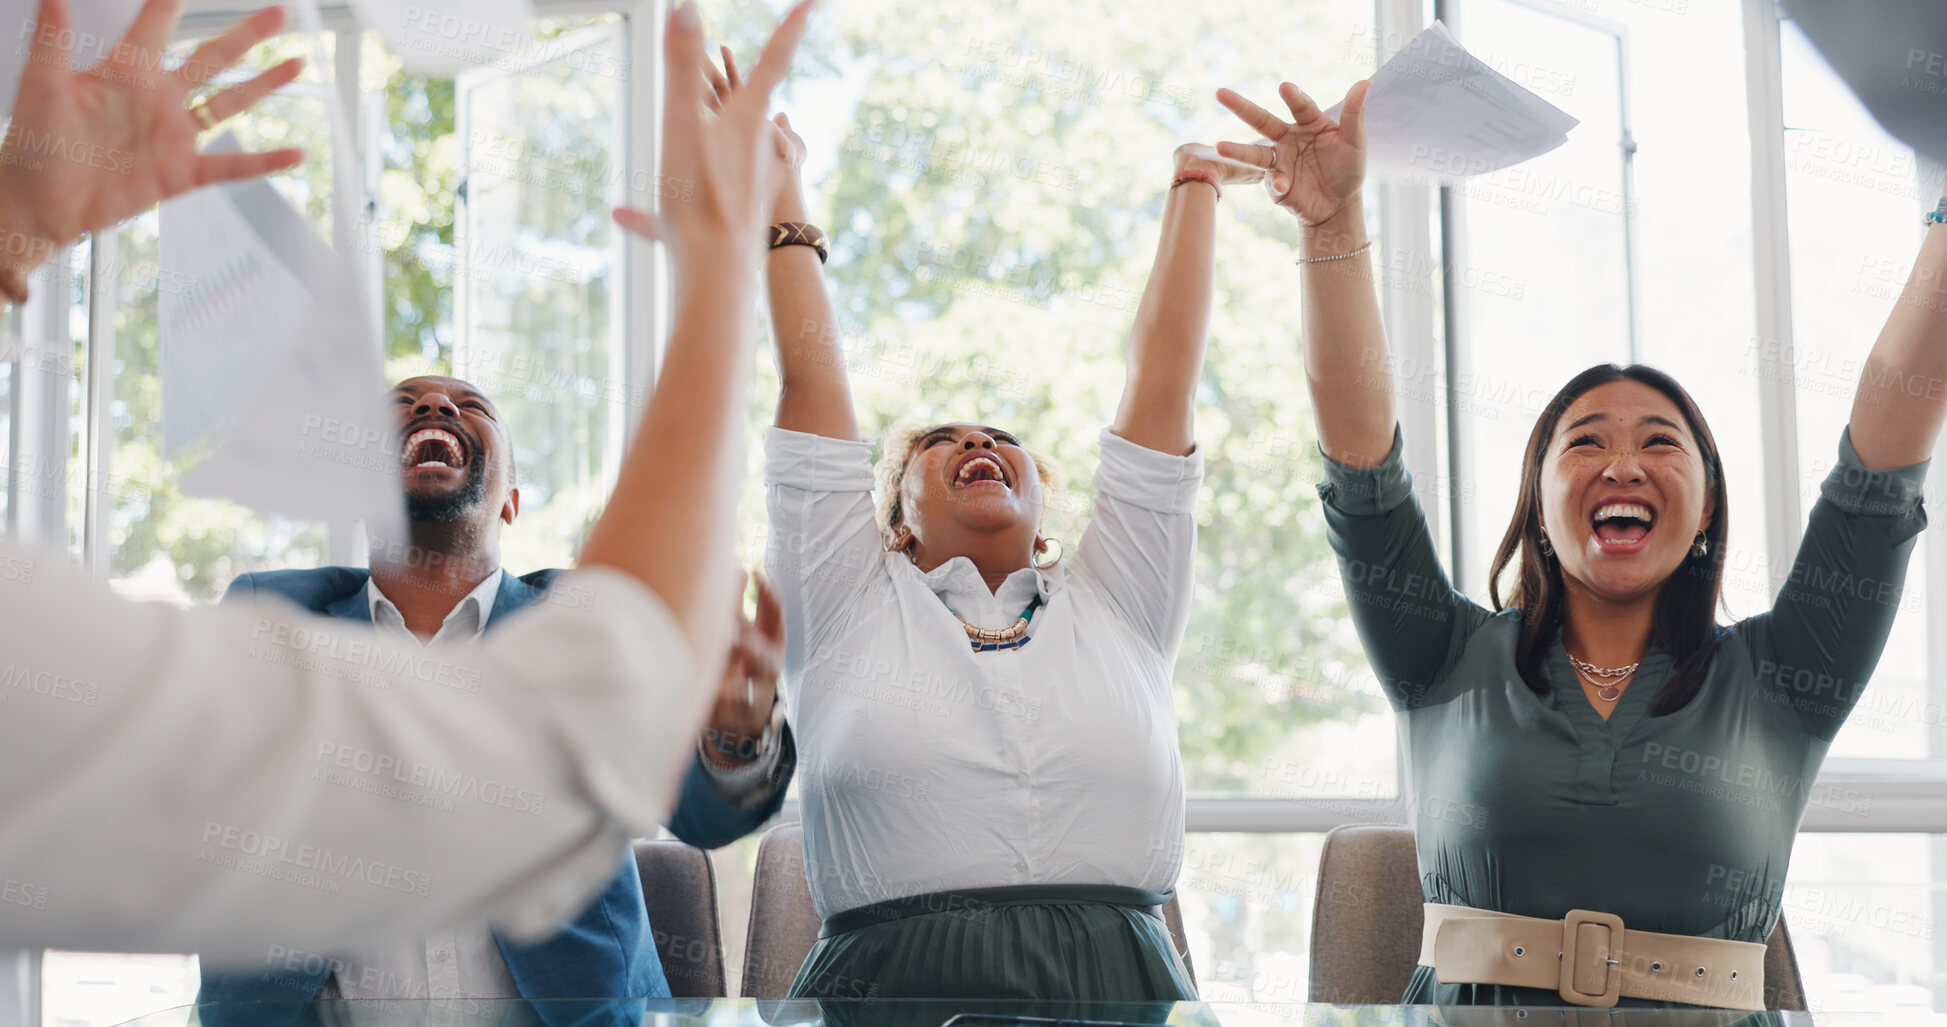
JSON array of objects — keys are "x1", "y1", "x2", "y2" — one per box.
[{"x1": 787, "y1": 884, "x2": 1197, "y2": 1004}]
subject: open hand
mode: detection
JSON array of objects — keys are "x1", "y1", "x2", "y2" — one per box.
[
  {"x1": 0, "y1": 0, "x2": 304, "y2": 259},
  {"x1": 610, "y1": 1, "x2": 812, "y2": 265},
  {"x1": 1214, "y1": 80, "x2": 1369, "y2": 228},
  {"x1": 704, "y1": 44, "x2": 805, "y2": 216}
]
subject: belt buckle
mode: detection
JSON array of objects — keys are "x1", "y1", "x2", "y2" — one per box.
[{"x1": 1557, "y1": 909, "x2": 1625, "y2": 1008}]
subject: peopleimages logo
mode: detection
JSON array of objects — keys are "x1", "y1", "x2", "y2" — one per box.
[
  {"x1": 199, "y1": 822, "x2": 433, "y2": 896},
  {"x1": 314, "y1": 742, "x2": 546, "y2": 815}
]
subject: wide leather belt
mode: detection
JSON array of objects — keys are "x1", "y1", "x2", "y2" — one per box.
[{"x1": 1419, "y1": 903, "x2": 1768, "y2": 1011}]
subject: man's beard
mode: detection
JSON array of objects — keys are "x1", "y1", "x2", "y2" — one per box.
[{"x1": 405, "y1": 448, "x2": 490, "y2": 523}]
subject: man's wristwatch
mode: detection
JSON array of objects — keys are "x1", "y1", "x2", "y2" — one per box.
[{"x1": 699, "y1": 700, "x2": 784, "y2": 769}]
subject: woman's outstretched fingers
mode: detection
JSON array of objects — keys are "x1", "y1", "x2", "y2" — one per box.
[
  {"x1": 702, "y1": 47, "x2": 730, "y2": 111},
  {"x1": 122, "y1": 0, "x2": 186, "y2": 54},
  {"x1": 197, "y1": 57, "x2": 303, "y2": 124},
  {"x1": 1279, "y1": 81, "x2": 1323, "y2": 125},
  {"x1": 737, "y1": 0, "x2": 814, "y2": 100},
  {"x1": 721, "y1": 45, "x2": 742, "y2": 89},
  {"x1": 611, "y1": 206, "x2": 660, "y2": 241},
  {"x1": 23, "y1": 0, "x2": 74, "y2": 75},
  {"x1": 1339, "y1": 79, "x2": 1371, "y2": 151},
  {"x1": 1216, "y1": 88, "x2": 1288, "y2": 140},
  {"x1": 175, "y1": 5, "x2": 287, "y2": 87},
  {"x1": 662, "y1": 5, "x2": 707, "y2": 149},
  {"x1": 1216, "y1": 140, "x2": 1276, "y2": 169},
  {"x1": 193, "y1": 147, "x2": 304, "y2": 187}
]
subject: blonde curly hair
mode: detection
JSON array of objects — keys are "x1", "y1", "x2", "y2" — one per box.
[{"x1": 873, "y1": 424, "x2": 1065, "y2": 553}]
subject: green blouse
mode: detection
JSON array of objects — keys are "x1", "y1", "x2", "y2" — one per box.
[{"x1": 1318, "y1": 427, "x2": 1929, "y2": 1009}]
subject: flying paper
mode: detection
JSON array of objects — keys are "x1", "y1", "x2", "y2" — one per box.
[
  {"x1": 161, "y1": 135, "x2": 404, "y2": 540},
  {"x1": 1327, "y1": 20, "x2": 1579, "y2": 184},
  {"x1": 344, "y1": 0, "x2": 537, "y2": 76}
]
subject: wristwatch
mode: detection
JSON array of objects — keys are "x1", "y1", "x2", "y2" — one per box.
[{"x1": 699, "y1": 699, "x2": 784, "y2": 769}]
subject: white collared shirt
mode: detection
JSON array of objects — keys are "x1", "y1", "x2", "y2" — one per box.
[
  {"x1": 765, "y1": 426, "x2": 1201, "y2": 918},
  {"x1": 367, "y1": 572, "x2": 503, "y2": 648},
  {"x1": 0, "y1": 552, "x2": 696, "y2": 957},
  {"x1": 336, "y1": 573, "x2": 522, "y2": 1003}
]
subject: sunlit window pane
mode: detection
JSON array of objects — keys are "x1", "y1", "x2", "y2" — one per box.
[
  {"x1": 1780, "y1": 18, "x2": 1936, "y2": 761},
  {"x1": 454, "y1": 19, "x2": 625, "y2": 572},
  {"x1": 1784, "y1": 833, "x2": 1944, "y2": 1011},
  {"x1": 1444, "y1": 1, "x2": 1631, "y2": 597}
]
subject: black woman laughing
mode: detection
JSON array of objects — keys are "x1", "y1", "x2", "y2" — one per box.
[{"x1": 709, "y1": 49, "x2": 1260, "y2": 1000}]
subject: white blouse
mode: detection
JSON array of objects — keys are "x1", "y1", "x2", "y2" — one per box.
[
  {"x1": 0, "y1": 543, "x2": 695, "y2": 959},
  {"x1": 764, "y1": 426, "x2": 1201, "y2": 919}
]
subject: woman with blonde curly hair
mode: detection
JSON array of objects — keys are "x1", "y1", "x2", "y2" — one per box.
[{"x1": 707, "y1": 52, "x2": 1254, "y2": 1001}]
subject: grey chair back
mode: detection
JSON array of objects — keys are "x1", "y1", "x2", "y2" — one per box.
[
  {"x1": 1763, "y1": 917, "x2": 1807, "y2": 1011},
  {"x1": 1307, "y1": 824, "x2": 1807, "y2": 1010},
  {"x1": 740, "y1": 822, "x2": 1195, "y2": 996},
  {"x1": 741, "y1": 823, "x2": 824, "y2": 997},
  {"x1": 1308, "y1": 824, "x2": 1425, "y2": 1004},
  {"x1": 633, "y1": 839, "x2": 727, "y2": 997}
]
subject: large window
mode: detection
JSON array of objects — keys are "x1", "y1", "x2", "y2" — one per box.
[
  {"x1": 12, "y1": 0, "x2": 1947, "y2": 1018},
  {"x1": 455, "y1": 21, "x2": 630, "y2": 570}
]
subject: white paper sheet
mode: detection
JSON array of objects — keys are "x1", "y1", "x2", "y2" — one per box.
[
  {"x1": 161, "y1": 135, "x2": 405, "y2": 540},
  {"x1": 1326, "y1": 20, "x2": 1579, "y2": 184},
  {"x1": 158, "y1": 167, "x2": 308, "y2": 453},
  {"x1": 344, "y1": 0, "x2": 537, "y2": 76}
]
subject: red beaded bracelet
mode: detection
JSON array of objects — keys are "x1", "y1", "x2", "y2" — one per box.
[{"x1": 1171, "y1": 170, "x2": 1220, "y2": 200}]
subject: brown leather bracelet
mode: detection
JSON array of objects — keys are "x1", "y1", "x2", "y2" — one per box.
[{"x1": 769, "y1": 221, "x2": 828, "y2": 264}]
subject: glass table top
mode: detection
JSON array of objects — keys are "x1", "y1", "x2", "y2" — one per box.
[{"x1": 112, "y1": 999, "x2": 1947, "y2": 1027}]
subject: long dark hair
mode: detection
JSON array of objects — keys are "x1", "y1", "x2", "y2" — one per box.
[{"x1": 1486, "y1": 364, "x2": 1730, "y2": 716}]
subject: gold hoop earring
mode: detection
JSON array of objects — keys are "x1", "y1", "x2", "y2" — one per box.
[
  {"x1": 1033, "y1": 537, "x2": 1063, "y2": 569},
  {"x1": 1690, "y1": 531, "x2": 1709, "y2": 559},
  {"x1": 1537, "y1": 531, "x2": 1554, "y2": 557}
]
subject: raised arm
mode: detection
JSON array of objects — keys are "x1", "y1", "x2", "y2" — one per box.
[
  {"x1": 1217, "y1": 80, "x2": 1393, "y2": 468},
  {"x1": 706, "y1": 50, "x2": 858, "y2": 442},
  {"x1": 1109, "y1": 145, "x2": 1260, "y2": 455},
  {"x1": 1847, "y1": 203, "x2": 1947, "y2": 468},
  {"x1": 591, "y1": 2, "x2": 811, "y2": 679},
  {"x1": 1217, "y1": 80, "x2": 1488, "y2": 707},
  {"x1": 767, "y1": 125, "x2": 861, "y2": 441}
]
